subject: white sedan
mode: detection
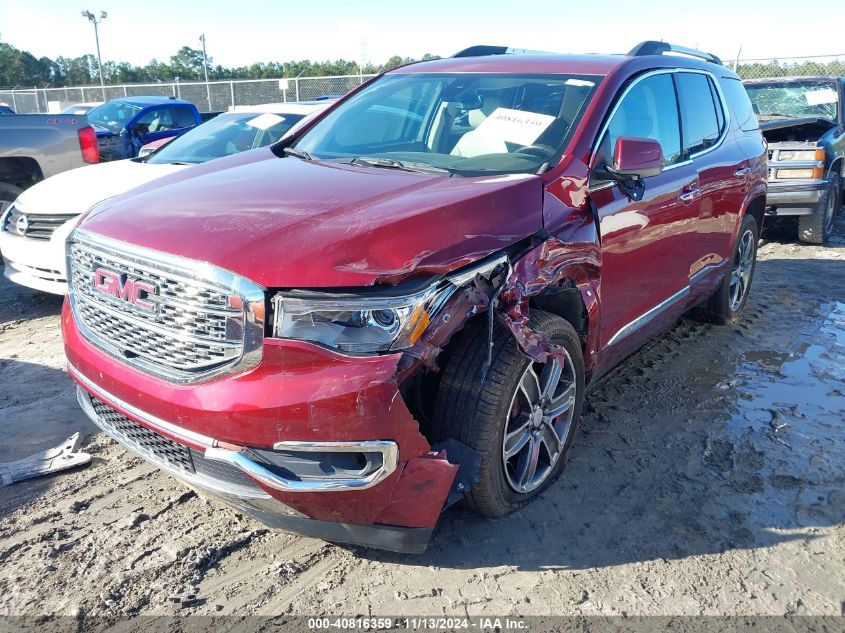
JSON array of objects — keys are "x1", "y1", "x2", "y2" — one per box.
[{"x1": 0, "y1": 101, "x2": 329, "y2": 294}]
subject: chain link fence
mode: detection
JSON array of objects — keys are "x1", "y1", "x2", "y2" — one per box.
[
  {"x1": 2, "y1": 54, "x2": 844, "y2": 114},
  {"x1": 730, "y1": 54, "x2": 845, "y2": 80},
  {"x1": 0, "y1": 74, "x2": 376, "y2": 114}
]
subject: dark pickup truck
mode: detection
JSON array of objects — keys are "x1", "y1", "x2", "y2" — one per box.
[
  {"x1": 744, "y1": 76, "x2": 845, "y2": 243},
  {"x1": 87, "y1": 96, "x2": 204, "y2": 161}
]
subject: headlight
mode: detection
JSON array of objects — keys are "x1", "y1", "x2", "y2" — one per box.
[
  {"x1": 271, "y1": 286, "x2": 438, "y2": 354},
  {"x1": 777, "y1": 149, "x2": 824, "y2": 162},
  {"x1": 270, "y1": 254, "x2": 508, "y2": 355}
]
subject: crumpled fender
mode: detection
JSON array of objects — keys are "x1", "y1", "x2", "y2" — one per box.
[{"x1": 398, "y1": 213, "x2": 601, "y2": 379}]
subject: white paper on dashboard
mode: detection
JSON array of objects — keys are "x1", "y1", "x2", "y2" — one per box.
[
  {"x1": 805, "y1": 88, "x2": 837, "y2": 106},
  {"x1": 245, "y1": 113, "x2": 286, "y2": 130},
  {"x1": 472, "y1": 107, "x2": 556, "y2": 147}
]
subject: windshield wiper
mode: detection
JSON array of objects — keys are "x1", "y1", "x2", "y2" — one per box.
[
  {"x1": 283, "y1": 147, "x2": 313, "y2": 160},
  {"x1": 348, "y1": 156, "x2": 451, "y2": 175}
]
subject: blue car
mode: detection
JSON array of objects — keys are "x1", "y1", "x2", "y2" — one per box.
[
  {"x1": 86, "y1": 96, "x2": 203, "y2": 161},
  {"x1": 0, "y1": 105, "x2": 15, "y2": 115}
]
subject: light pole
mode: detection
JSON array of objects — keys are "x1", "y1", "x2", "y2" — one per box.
[
  {"x1": 81, "y1": 10, "x2": 108, "y2": 97},
  {"x1": 199, "y1": 34, "x2": 211, "y2": 111}
]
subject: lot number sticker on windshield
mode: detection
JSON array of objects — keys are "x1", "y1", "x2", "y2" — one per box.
[
  {"x1": 474, "y1": 108, "x2": 555, "y2": 147},
  {"x1": 246, "y1": 113, "x2": 286, "y2": 130},
  {"x1": 805, "y1": 88, "x2": 837, "y2": 106}
]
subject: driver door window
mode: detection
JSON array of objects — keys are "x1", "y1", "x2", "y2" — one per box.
[
  {"x1": 133, "y1": 107, "x2": 190, "y2": 135},
  {"x1": 594, "y1": 73, "x2": 682, "y2": 183}
]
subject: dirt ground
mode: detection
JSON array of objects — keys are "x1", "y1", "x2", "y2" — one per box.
[{"x1": 1, "y1": 216, "x2": 844, "y2": 623}]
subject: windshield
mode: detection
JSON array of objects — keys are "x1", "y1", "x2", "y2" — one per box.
[
  {"x1": 745, "y1": 80, "x2": 839, "y2": 121},
  {"x1": 294, "y1": 72, "x2": 601, "y2": 176},
  {"x1": 147, "y1": 111, "x2": 305, "y2": 164},
  {"x1": 87, "y1": 101, "x2": 142, "y2": 132}
]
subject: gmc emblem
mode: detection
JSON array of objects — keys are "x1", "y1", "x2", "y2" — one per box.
[{"x1": 93, "y1": 268, "x2": 158, "y2": 313}]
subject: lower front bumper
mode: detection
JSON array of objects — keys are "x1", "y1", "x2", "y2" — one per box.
[
  {"x1": 68, "y1": 348, "x2": 457, "y2": 553},
  {"x1": 75, "y1": 382, "x2": 438, "y2": 553},
  {"x1": 220, "y1": 493, "x2": 433, "y2": 553},
  {"x1": 765, "y1": 180, "x2": 827, "y2": 216},
  {"x1": 2, "y1": 259, "x2": 67, "y2": 294}
]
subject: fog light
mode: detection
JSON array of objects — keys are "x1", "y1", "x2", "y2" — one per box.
[{"x1": 776, "y1": 168, "x2": 824, "y2": 179}]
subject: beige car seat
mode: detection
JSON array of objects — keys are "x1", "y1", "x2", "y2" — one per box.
[{"x1": 450, "y1": 96, "x2": 509, "y2": 158}]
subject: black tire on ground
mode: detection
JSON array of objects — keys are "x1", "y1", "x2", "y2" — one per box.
[
  {"x1": 0, "y1": 182, "x2": 23, "y2": 215},
  {"x1": 701, "y1": 213, "x2": 759, "y2": 325},
  {"x1": 431, "y1": 311, "x2": 585, "y2": 518},
  {"x1": 799, "y1": 172, "x2": 840, "y2": 245}
]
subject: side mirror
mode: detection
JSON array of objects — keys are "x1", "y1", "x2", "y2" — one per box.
[
  {"x1": 607, "y1": 136, "x2": 664, "y2": 179},
  {"x1": 137, "y1": 136, "x2": 174, "y2": 158},
  {"x1": 137, "y1": 143, "x2": 156, "y2": 158}
]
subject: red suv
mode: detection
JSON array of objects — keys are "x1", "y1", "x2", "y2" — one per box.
[{"x1": 63, "y1": 41, "x2": 766, "y2": 553}]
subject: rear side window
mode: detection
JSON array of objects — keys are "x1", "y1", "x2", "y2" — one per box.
[
  {"x1": 721, "y1": 78, "x2": 760, "y2": 132},
  {"x1": 599, "y1": 73, "x2": 682, "y2": 168},
  {"x1": 173, "y1": 106, "x2": 198, "y2": 129},
  {"x1": 676, "y1": 73, "x2": 723, "y2": 155}
]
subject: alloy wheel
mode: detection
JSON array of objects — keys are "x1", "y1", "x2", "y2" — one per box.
[
  {"x1": 501, "y1": 350, "x2": 577, "y2": 494},
  {"x1": 729, "y1": 228, "x2": 755, "y2": 312}
]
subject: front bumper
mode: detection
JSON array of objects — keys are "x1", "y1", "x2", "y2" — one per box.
[
  {"x1": 63, "y1": 301, "x2": 457, "y2": 552},
  {"x1": 0, "y1": 216, "x2": 79, "y2": 294},
  {"x1": 765, "y1": 180, "x2": 827, "y2": 216}
]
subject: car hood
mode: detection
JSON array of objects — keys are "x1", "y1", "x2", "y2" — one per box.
[
  {"x1": 80, "y1": 152, "x2": 544, "y2": 288},
  {"x1": 758, "y1": 116, "x2": 835, "y2": 132},
  {"x1": 14, "y1": 159, "x2": 186, "y2": 216}
]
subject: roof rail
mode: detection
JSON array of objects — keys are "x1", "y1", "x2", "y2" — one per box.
[
  {"x1": 628, "y1": 41, "x2": 722, "y2": 66},
  {"x1": 452, "y1": 45, "x2": 556, "y2": 58}
]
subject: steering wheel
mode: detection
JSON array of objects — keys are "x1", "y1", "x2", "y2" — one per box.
[{"x1": 514, "y1": 144, "x2": 556, "y2": 158}]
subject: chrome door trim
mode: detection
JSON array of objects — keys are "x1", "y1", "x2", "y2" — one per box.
[{"x1": 605, "y1": 284, "x2": 690, "y2": 348}]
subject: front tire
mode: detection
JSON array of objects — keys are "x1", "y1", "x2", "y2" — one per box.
[
  {"x1": 701, "y1": 213, "x2": 759, "y2": 325},
  {"x1": 432, "y1": 311, "x2": 585, "y2": 517},
  {"x1": 799, "y1": 173, "x2": 840, "y2": 245}
]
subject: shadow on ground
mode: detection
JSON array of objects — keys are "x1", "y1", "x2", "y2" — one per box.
[{"x1": 0, "y1": 267, "x2": 64, "y2": 326}]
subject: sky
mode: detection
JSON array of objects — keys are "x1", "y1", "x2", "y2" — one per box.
[{"x1": 1, "y1": 0, "x2": 843, "y2": 71}]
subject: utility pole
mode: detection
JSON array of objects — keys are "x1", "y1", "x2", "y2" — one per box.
[
  {"x1": 199, "y1": 33, "x2": 211, "y2": 111},
  {"x1": 81, "y1": 10, "x2": 108, "y2": 96},
  {"x1": 734, "y1": 46, "x2": 743, "y2": 74}
]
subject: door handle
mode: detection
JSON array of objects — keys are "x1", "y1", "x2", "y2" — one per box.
[
  {"x1": 679, "y1": 188, "x2": 700, "y2": 204},
  {"x1": 735, "y1": 167, "x2": 750, "y2": 176}
]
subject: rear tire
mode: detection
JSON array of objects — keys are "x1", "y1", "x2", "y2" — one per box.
[
  {"x1": 0, "y1": 182, "x2": 23, "y2": 215},
  {"x1": 799, "y1": 173, "x2": 840, "y2": 245},
  {"x1": 431, "y1": 311, "x2": 585, "y2": 518},
  {"x1": 701, "y1": 213, "x2": 759, "y2": 325}
]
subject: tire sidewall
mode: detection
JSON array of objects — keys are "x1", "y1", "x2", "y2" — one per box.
[
  {"x1": 480, "y1": 316, "x2": 586, "y2": 512},
  {"x1": 0, "y1": 183, "x2": 23, "y2": 215},
  {"x1": 824, "y1": 173, "x2": 841, "y2": 240}
]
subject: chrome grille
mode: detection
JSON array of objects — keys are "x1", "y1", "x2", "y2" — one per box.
[
  {"x1": 68, "y1": 229, "x2": 265, "y2": 383},
  {"x1": 3, "y1": 206, "x2": 76, "y2": 240}
]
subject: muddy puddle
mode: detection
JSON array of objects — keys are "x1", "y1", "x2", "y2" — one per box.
[{"x1": 711, "y1": 299, "x2": 845, "y2": 533}]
